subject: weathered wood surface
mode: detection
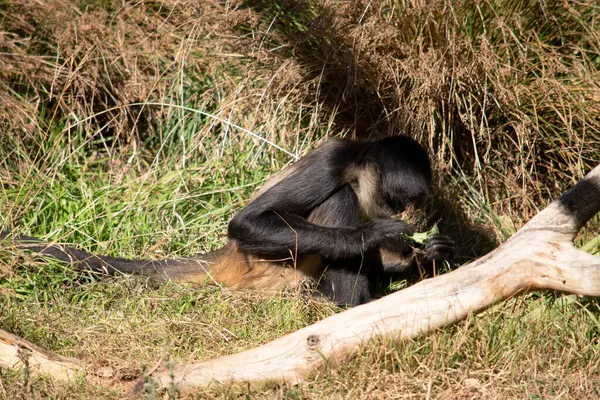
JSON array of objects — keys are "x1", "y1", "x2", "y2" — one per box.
[{"x1": 0, "y1": 328, "x2": 83, "y2": 379}]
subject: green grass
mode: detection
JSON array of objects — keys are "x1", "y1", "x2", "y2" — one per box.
[
  {"x1": 2, "y1": 109, "x2": 600, "y2": 398},
  {"x1": 0, "y1": 111, "x2": 337, "y2": 398}
]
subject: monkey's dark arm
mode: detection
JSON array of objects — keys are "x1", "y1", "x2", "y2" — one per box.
[
  {"x1": 230, "y1": 210, "x2": 412, "y2": 260},
  {"x1": 228, "y1": 142, "x2": 413, "y2": 260}
]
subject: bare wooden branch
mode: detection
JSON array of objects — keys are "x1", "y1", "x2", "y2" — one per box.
[
  {"x1": 0, "y1": 328, "x2": 83, "y2": 380},
  {"x1": 148, "y1": 164, "x2": 600, "y2": 394}
]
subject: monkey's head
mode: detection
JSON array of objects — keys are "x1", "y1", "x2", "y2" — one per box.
[{"x1": 369, "y1": 136, "x2": 432, "y2": 216}]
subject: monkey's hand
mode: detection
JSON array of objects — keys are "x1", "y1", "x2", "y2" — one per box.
[
  {"x1": 379, "y1": 234, "x2": 455, "y2": 275},
  {"x1": 421, "y1": 234, "x2": 455, "y2": 263},
  {"x1": 365, "y1": 219, "x2": 415, "y2": 248}
]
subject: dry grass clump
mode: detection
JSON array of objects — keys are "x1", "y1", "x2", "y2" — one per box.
[
  {"x1": 1, "y1": 0, "x2": 290, "y2": 154},
  {"x1": 221, "y1": 0, "x2": 600, "y2": 220},
  {"x1": 3, "y1": 0, "x2": 599, "y2": 221},
  {"x1": 1, "y1": 0, "x2": 217, "y2": 145}
]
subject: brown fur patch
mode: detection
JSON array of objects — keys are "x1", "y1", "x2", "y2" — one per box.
[
  {"x1": 343, "y1": 163, "x2": 382, "y2": 221},
  {"x1": 174, "y1": 242, "x2": 317, "y2": 290}
]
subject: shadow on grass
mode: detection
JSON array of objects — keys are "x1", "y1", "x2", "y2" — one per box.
[
  {"x1": 243, "y1": 0, "x2": 394, "y2": 136},
  {"x1": 243, "y1": 0, "x2": 497, "y2": 267}
]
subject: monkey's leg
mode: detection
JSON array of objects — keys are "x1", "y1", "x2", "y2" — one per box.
[{"x1": 307, "y1": 185, "x2": 378, "y2": 307}]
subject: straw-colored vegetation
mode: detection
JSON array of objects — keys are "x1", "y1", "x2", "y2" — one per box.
[{"x1": 1, "y1": 0, "x2": 599, "y2": 398}]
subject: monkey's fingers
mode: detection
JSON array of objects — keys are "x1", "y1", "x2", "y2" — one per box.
[{"x1": 423, "y1": 235, "x2": 455, "y2": 262}]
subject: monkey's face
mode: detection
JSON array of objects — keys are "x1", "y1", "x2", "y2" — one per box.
[
  {"x1": 380, "y1": 169, "x2": 431, "y2": 217},
  {"x1": 383, "y1": 189, "x2": 431, "y2": 222}
]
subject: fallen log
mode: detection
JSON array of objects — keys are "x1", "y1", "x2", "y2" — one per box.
[{"x1": 149, "y1": 163, "x2": 600, "y2": 393}]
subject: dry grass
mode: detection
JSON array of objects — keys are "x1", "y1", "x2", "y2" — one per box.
[
  {"x1": 230, "y1": 0, "x2": 600, "y2": 221},
  {"x1": 1, "y1": 0, "x2": 600, "y2": 398}
]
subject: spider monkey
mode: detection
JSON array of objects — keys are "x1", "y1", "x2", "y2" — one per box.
[{"x1": 2, "y1": 136, "x2": 454, "y2": 306}]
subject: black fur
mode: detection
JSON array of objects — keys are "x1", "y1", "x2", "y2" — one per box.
[
  {"x1": 228, "y1": 136, "x2": 454, "y2": 306},
  {"x1": 369, "y1": 136, "x2": 432, "y2": 215},
  {"x1": 310, "y1": 184, "x2": 381, "y2": 306},
  {"x1": 228, "y1": 138, "x2": 420, "y2": 259}
]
